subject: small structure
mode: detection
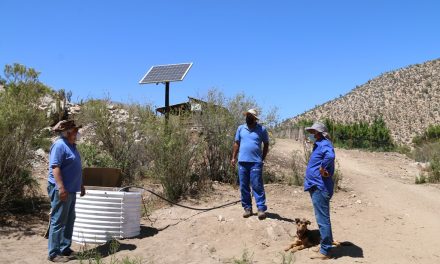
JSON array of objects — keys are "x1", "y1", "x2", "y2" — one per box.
[
  {"x1": 155, "y1": 97, "x2": 206, "y2": 116},
  {"x1": 155, "y1": 97, "x2": 225, "y2": 132}
]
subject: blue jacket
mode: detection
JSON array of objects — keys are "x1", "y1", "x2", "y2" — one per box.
[{"x1": 304, "y1": 138, "x2": 335, "y2": 196}]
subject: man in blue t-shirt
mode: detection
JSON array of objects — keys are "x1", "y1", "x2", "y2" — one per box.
[
  {"x1": 304, "y1": 121, "x2": 336, "y2": 260},
  {"x1": 47, "y1": 120, "x2": 85, "y2": 263},
  {"x1": 231, "y1": 109, "x2": 269, "y2": 220}
]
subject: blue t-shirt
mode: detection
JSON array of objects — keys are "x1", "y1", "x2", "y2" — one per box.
[
  {"x1": 234, "y1": 123, "x2": 269, "y2": 163},
  {"x1": 304, "y1": 138, "x2": 335, "y2": 196},
  {"x1": 48, "y1": 138, "x2": 82, "y2": 193}
]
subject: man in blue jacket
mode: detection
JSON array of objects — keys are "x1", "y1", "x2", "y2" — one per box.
[
  {"x1": 231, "y1": 109, "x2": 269, "y2": 220},
  {"x1": 304, "y1": 121, "x2": 336, "y2": 260},
  {"x1": 47, "y1": 120, "x2": 85, "y2": 262}
]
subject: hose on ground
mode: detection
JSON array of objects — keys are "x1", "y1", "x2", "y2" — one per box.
[{"x1": 118, "y1": 186, "x2": 241, "y2": 211}]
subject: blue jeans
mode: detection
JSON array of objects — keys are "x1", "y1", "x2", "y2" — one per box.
[
  {"x1": 309, "y1": 186, "x2": 333, "y2": 255},
  {"x1": 47, "y1": 183, "x2": 76, "y2": 258},
  {"x1": 238, "y1": 162, "x2": 267, "y2": 211}
]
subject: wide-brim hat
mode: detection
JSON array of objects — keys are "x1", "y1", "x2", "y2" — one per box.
[
  {"x1": 52, "y1": 120, "x2": 82, "y2": 132},
  {"x1": 243, "y1": 108, "x2": 259, "y2": 120},
  {"x1": 305, "y1": 121, "x2": 328, "y2": 134}
]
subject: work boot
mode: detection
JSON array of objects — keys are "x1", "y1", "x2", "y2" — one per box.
[
  {"x1": 243, "y1": 208, "x2": 252, "y2": 218},
  {"x1": 61, "y1": 248, "x2": 78, "y2": 259},
  {"x1": 310, "y1": 252, "x2": 331, "y2": 260},
  {"x1": 48, "y1": 255, "x2": 70, "y2": 263},
  {"x1": 257, "y1": 210, "x2": 266, "y2": 220}
]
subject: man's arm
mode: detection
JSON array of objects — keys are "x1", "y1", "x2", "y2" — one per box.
[
  {"x1": 231, "y1": 141, "x2": 240, "y2": 167},
  {"x1": 262, "y1": 141, "x2": 269, "y2": 162},
  {"x1": 52, "y1": 166, "x2": 68, "y2": 201},
  {"x1": 320, "y1": 144, "x2": 335, "y2": 177}
]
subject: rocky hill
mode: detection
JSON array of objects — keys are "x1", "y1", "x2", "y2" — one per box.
[{"x1": 281, "y1": 58, "x2": 440, "y2": 145}]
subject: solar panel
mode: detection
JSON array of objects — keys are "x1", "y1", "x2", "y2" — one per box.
[{"x1": 139, "y1": 63, "x2": 193, "y2": 84}]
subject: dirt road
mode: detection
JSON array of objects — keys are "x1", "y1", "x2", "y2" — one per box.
[{"x1": 0, "y1": 139, "x2": 439, "y2": 263}]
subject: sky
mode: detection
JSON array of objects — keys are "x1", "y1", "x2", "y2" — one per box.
[{"x1": 1, "y1": 0, "x2": 439, "y2": 120}]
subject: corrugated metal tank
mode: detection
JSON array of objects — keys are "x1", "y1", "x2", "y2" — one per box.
[{"x1": 72, "y1": 189, "x2": 141, "y2": 244}]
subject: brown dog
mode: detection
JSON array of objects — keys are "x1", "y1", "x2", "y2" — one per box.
[{"x1": 284, "y1": 218, "x2": 341, "y2": 252}]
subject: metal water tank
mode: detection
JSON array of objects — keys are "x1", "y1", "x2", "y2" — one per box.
[{"x1": 72, "y1": 189, "x2": 141, "y2": 244}]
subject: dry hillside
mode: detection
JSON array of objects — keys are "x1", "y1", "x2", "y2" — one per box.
[{"x1": 283, "y1": 58, "x2": 440, "y2": 145}]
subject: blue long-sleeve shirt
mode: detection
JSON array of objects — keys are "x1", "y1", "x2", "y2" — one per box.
[{"x1": 304, "y1": 138, "x2": 335, "y2": 196}]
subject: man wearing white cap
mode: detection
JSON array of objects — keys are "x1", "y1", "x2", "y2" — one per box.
[
  {"x1": 304, "y1": 121, "x2": 336, "y2": 260},
  {"x1": 231, "y1": 109, "x2": 269, "y2": 220}
]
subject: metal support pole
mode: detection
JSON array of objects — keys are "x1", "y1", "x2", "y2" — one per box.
[{"x1": 165, "y1": 82, "x2": 170, "y2": 120}]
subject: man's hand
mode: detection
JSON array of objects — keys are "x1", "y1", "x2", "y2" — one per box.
[
  {"x1": 59, "y1": 186, "x2": 68, "y2": 202},
  {"x1": 80, "y1": 185, "x2": 86, "y2": 197},
  {"x1": 319, "y1": 167, "x2": 330, "y2": 177},
  {"x1": 231, "y1": 158, "x2": 237, "y2": 167}
]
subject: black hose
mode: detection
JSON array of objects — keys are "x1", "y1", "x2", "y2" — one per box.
[{"x1": 118, "y1": 186, "x2": 240, "y2": 211}]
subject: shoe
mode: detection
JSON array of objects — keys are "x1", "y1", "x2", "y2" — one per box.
[
  {"x1": 61, "y1": 249, "x2": 78, "y2": 260},
  {"x1": 310, "y1": 252, "x2": 331, "y2": 260},
  {"x1": 243, "y1": 208, "x2": 252, "y2": 218},
  {"x1": 61, "y1": 248, "x2": 76, "y2": 256},
  {"x1": 257, "y1": 210, "x2": 266, "y2": 220},
  {"x1": 48, "y1": 255, "x2": 70, "y2": 262}
]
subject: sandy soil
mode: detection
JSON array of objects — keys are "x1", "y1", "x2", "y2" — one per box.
[{"x1": 1, "y1": 138, "x2": 440, "y2": 264}]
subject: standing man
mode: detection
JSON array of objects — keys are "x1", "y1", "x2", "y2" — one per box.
[
  {"x1": 231, "y1": 109, "x2": 269, "y2": 220},
  {"x1": 304, "y1": 121, "x2": 336, "y2": 260},
  {"x1": 47, "y1": 120, "x2": 85, "y2": 262}
]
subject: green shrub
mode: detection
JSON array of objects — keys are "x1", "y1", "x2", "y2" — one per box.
[
  {"x1": 0, "y1": 63, "x2": 49, "y2": 210},
  {"x1": 77, "y1": 143, "x2": 118, "y2": 168},
  {"x1": 78, "y1": 100, "x2": 156, "y2": 185},
  {"x1": 149, "y1": 116, "x2": 203, "y2": 201},
  {"x1": 324, "y1": 117, "x2": 394, "y2": 151},
  {"x1": 413, "y1": 125, "x2": 440, "y2": 145},
  {"x1": 289, "y1": 150, "x2": 305, "y2": 186},
  {"x1": 415, "y1": 174, "x2": 427, "y2": 184},
  {"x1": 233, "y1": 249, "x2": 254, "y2": 264},
  {"x1": 427, "y1": 155, "x2": 440, "y2": 183}
]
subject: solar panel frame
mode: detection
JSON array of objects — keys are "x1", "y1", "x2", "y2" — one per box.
[{"x1": 139, "y1": 63, "x2": 193, "y2": 84}]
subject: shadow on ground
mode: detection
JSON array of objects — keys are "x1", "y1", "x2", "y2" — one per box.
[
  {"x1": 79, "y1": 240, "x2": 137, "y2": 258},
  {"x1": 332, "y1": 242, "x2": 364, "y2": 259},
  {"x1": 265, "y1": 212, "x2": 296, "y2": 223},
  {"x1": 137, "y1": 225, "x2": 160, "y2": 239}
]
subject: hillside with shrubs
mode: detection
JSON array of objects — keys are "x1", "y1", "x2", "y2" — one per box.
[{"x1": 280, "y1": 58, "x2": 440, "y2": 145}]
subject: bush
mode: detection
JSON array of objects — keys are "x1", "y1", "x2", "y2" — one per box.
[
  {"x1": 148, "y1": 116, "x2": 203, "y2": 201},
  {"x1": 427, "y1": 155, "x2": 440, "y2": 183},
  {"x1": 77, "y1": 143, "x2": 118, "y2": 168},
  {"x1": 324, "y1": 117, "x2": 394, "y2": 151},
  {"x1": 194, "y1": 89, "x2": 278, "y2": 184},
  {"x1": 193, "y1": 90, "x2": 237, "y2": 183},
  {"x1": 413, "y1": 124, "x2": 440, "y2": 145},
  {"x1": 78, "y1": 100, "x2": 155, "y2": 185},
  {"x1": 289, "y1": 150, "x2": 306, "y2": 186},
  {"x1": 0, "y1": 64, "x2": 49, "y2": 210}
]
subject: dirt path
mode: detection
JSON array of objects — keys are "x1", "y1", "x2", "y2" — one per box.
[{"x1": 1, "y1": 139, "x2": 439, "y2": 263}]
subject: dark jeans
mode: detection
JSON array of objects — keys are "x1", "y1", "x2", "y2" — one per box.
[
  {"x1": 238, "y1": 162, "x2": 267, "y2": 211},
  {"x1": 47, "y1": 183, "x2": 76, "y2": 258},
  {"x1": 309, "y1": 186, "x2": 333, "y2": 255}
]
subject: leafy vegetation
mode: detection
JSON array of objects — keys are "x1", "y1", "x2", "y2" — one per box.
[
  {"x1": 411, "y1": 125, "x2": 440, "y2": 184},
  {"x1": 232, "y1": 249, "x2": 254, "y2": 264},
  {"x1": 0, "y1": 64, "x2": 49, "y2": 210},
  {"x1": 324, "y1": 117, "x2": 394, "y2": 151}
]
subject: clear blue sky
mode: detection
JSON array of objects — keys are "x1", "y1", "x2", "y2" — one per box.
[{"x1": 1, "y1": 0, "x2": 439, "y2": 120}]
